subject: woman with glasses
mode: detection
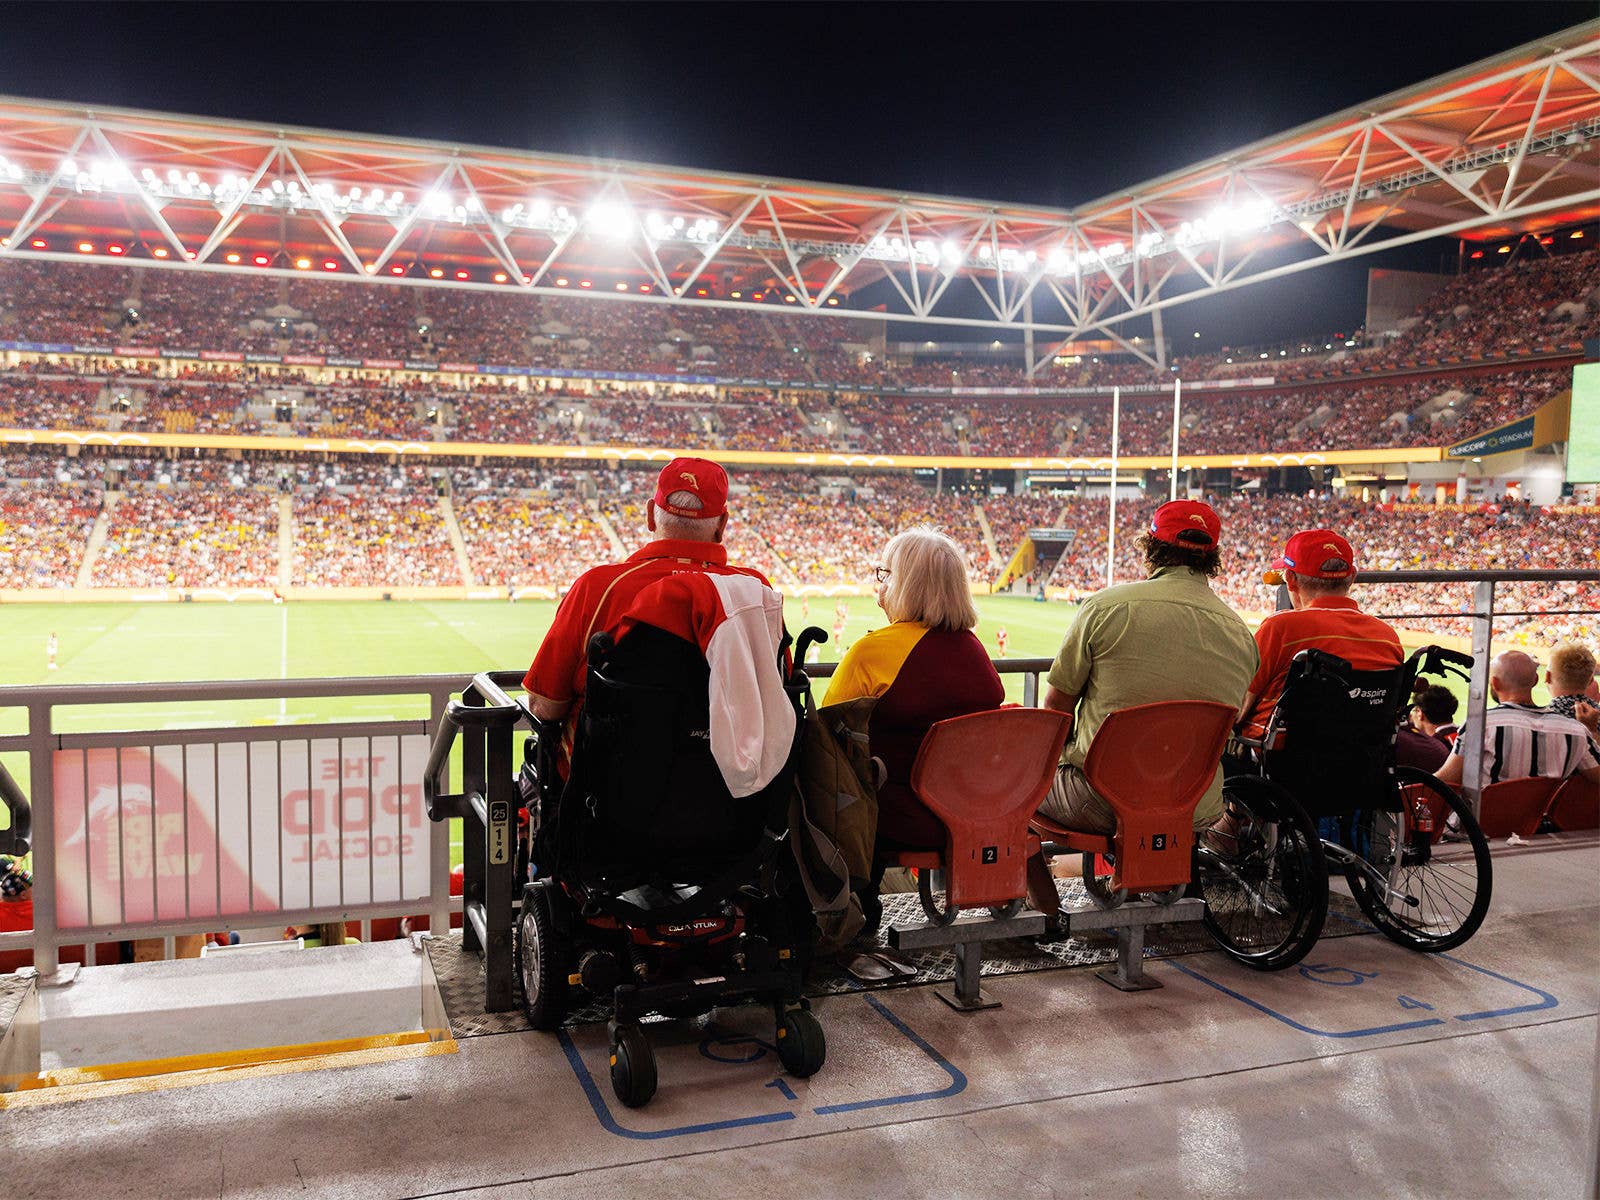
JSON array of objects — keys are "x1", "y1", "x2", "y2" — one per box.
[{"x1": 823, "y1": 526, "x2": 1003, "y2": 911}]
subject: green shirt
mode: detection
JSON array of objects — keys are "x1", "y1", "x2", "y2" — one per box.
[{"x1": 1047, "y1": 565, "x2": 1258, "y2": 823}]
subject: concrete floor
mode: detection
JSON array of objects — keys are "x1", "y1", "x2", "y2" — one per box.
[{"x1": 6, "y1": 837, "x2": 1597, "y2": 1199}]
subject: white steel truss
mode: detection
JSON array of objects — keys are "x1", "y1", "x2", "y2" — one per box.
[{"x1": 0, "y1": 20, "x2": 1594, "y2": 356}]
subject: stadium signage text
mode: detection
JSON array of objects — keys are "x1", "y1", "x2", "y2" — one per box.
[
  {"x1": 50, "y1": 737, "x2": 431, "y2": 929},
  {"x1": 1447, "y1": 415, "x2": 1536, "y2": 459}
]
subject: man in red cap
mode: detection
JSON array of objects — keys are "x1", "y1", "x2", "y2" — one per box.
[
  {"x1": 524, "y1": 456, "x2": 790, "y2": 786},
  {"x1": 1237, "y1": 528, "x2": 1402, "y2": 744},
  {"x1": 1026, "y1": 499, "x2": 1258, "y2": 929}
]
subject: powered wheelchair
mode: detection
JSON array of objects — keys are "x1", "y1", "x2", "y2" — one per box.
[
  {"x1": 1233, "y1": 643, "x2": 1492, "y2": 953},
  {"x1": 514, "y1": 624, "x2": 828, "y2": 1107}
]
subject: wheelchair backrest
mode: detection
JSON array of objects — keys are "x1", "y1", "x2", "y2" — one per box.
[
  {"x1": 1264, "y1": 648, "x2": 1415, "y2": 817},
  {"x1": 568, "y1": 623, "x2": 805, "y2": 882}
]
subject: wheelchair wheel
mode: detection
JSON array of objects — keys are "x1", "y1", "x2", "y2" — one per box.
[
  {"x1": 1080, "y1": 853, "x2": 1127, "y2": 910},
  {"x1": 1344, "y1": 768, "x2": 1492, "y2": 953},
  {"x1": 776, "y1": 1007, "x2": 826, "y2": 1079},
  {"x1": 515, "y1": 882, "x2": 571, "y2": 1030},
  {"x1": 1196, "y1": 775, "x2": 1328, "y2": 971},
  {"x1": 609, "y1": 1023, "x2": 657, "y2": 1108}
]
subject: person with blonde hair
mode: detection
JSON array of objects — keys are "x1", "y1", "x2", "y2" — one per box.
[{"x1": 824, "y1": 525, "x2": 1003, "y2": 851}]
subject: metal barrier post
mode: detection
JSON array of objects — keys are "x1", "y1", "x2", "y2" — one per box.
[
  {"x1": 459, "y1": 694, "x2": 487, "y2": 955},
  {"x1": 1460, "y1": 579, "x2": 1496, "y2": 816},
  {"x1": 482, "y1": 716, "x2": 516, "y2": 1013},
  {"x1": 427, "y1": 686, "x2": 454, "y2": 939},
  {"x1": 27, "y1": 700, "x2": 58, "y2": 977},
  {"x1": 1023, "y1": 670, "x2": 1039, "y2": 708}
]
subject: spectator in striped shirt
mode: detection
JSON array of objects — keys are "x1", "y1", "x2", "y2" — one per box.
[{"x1": 1438, "y1": 651, "x2": 1599, "y2": 789}]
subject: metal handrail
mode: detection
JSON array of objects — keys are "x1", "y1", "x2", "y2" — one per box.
[
  {"x1": 0, "y1": 759, "x2": 29, "y2": 856},
  {"x1": 423, "y1": 672, "x2": 530, "y2": 822}
]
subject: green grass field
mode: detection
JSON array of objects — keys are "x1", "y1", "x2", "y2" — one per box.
[{"x1": 0, "y1": 596, "x2": 1075, "y2": 860}]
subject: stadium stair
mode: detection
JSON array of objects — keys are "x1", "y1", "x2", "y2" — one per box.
[
  {"x1": 589, "y1": 501, "x2": 627, "y2": 557},
  {"x1": 974, "y1": 502, "x2": 1000, "y2": 566},
  {"x1": 74, "y1": 494, "x2": 118, "y2": 589},
  {"x1": 436, "y1": 494, "x2": 477, "y2": 587},
  {"x1": 276, "y1": 497, "x2": 293, "y2": 591}
]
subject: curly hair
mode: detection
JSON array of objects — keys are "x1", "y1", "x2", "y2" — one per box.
[{"x1": 1137, "y1": 531, "x2": 1222, "y2": 578}]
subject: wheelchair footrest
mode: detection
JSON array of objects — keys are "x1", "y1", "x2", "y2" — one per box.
[{"x1": 613, "y1": 968, "x2": 798, "y2": 1023}]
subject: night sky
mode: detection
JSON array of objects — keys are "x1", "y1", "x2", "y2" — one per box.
[{"x1": 2, "y1": 1, "x2": 1594, "y2": 348}]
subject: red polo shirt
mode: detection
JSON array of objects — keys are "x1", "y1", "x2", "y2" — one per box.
[
  {"x1": 1241, "y1": 595, "x2": 1403, "y2": 740},
  {"x1": 523, "y1": 538, "x2": 770, "y2": 709}
]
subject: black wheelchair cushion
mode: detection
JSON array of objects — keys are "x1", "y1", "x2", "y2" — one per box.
[{"x1": 1263, "y1": 648, "x2": 1414, "y2": 818}]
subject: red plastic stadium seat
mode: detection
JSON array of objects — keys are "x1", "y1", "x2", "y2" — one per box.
[
  {"x1": 1547, "y1": 774, "x2": 1599, "y2": 831},
  {"x1": 1031, "y1": 700, "x2": 1237, "y2": 895},
  {"x1": 1477, "y1": 777, "x2": 1561, "y2": 839},
  {"x1": 889, "y1": 708, "x2": 1070, "y2": 911}
]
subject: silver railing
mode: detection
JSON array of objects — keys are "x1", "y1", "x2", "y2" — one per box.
[{"x1": 0, "y1": 674, "x2": 463, "y2": 976}]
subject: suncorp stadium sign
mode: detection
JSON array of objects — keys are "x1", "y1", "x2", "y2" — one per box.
[{"x1": 1447, "y1": 415, "x2": 1536, "y2": 459}]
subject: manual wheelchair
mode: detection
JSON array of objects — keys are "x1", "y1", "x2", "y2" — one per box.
[
  {"x1": 515, "y1": 624, "x2": 828, "y2": 1107},
  {"x1": 1233, "y1": 644, "x2": 1493, "y2": 953}
]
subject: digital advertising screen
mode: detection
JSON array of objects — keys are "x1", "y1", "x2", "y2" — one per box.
[{"x1": 1569, "y1": 361, "x2": 1600, "y2": 483}]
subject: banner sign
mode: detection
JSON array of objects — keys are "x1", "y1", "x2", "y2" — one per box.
[
  {"x1": 200, "y1": 350, "x2": 246, "y2": 363},
  {"x1": 115, "y1": 345, "x2": 162, "y2": 358},
  {"x1": 159, "y1": 348, "x2": 200, "y2": 360},
  {"x1": 1447, "y1": 415, "x2": 1535, "y2": 458},
  {"x1": 1026, "y1": 528, "x2": 1080, "y2": 541},
  {"x1": 51, "y1": 734, "x2": 430, "y2": 930},
  {"x1": 283, "y1": 354, "x2": 327, "y2": 366},
  {"x1": 326, "y1": 356, "x2": 366, "y2": 367},
  {"x1": 402, "y1": 359, "x2": 438, "y2": 371}
]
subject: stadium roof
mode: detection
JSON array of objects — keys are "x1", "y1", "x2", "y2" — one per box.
[{"x1": 0, "y1": 19, "x2": 1595, "y2": 365}]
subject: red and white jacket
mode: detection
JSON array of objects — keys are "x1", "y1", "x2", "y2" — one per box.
[{"x1": 614, "y1": 572, "x2": 795, "y2": 798}]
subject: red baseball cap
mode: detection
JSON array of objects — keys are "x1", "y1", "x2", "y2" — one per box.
[
  {"x1": 653, "y1": 457, "x2": 728, "y2": 519},
  {"x1": 1273, "y1": 529, "x2": 1356, "y2": 579},
  {"x1": 1148, "y1": 500, "x2": 1221, "y2": 549}
]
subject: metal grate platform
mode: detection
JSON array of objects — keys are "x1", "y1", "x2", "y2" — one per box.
[{"x1": 427, "y1": 879, "x2": 1373, "y2": 1038}]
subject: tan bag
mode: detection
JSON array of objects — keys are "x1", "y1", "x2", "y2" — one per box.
[{"x1": 789, "y1": 696, "x2": 880, "y2": 951}]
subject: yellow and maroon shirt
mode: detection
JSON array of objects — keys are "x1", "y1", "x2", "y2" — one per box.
[{"x1": 824, "y1": 621, "x2": 1003, "y2": 848}]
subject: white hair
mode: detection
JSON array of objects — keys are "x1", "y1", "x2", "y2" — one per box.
[
  {"x1": 879, "y1": 525, "x2": 978, "y2": 632},
  {"x1": 653, "y1": 489, "x2": 721, "y2": 541}
]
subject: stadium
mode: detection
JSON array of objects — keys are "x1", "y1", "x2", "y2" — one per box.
[{"x1": 1, "y1": 10, "x2": 1598, "y2": 1197}]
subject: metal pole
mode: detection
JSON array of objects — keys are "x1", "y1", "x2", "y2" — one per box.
[
  {"x1": 1169, "y1": 377, "x2": 1182, "y2": 501},
  {"x1": 1107, "y1": 386, "x2": 1120, "y2": 587},
  {"x1": 1588, "y1": 1011, "x2": 1600, "y2": 1200},
  {"x1": 27, "y1": 701, "x2": 59, "y2": 976},
  {"x1": 1460, "y1": 579, "x2": 1496, "y2": 816}
]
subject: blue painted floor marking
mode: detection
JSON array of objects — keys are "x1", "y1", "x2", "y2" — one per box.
[
  {"x1": 1170, "y1": 940, "x2": 1559, "y2": 1040},
  {"x1": 558, "y1": 991, "x2": 967, "y2": 1139}
]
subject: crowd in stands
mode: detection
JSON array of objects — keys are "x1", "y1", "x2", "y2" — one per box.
[
  {"x1": 456, "y1": 492, "x2": 611, "y2": 589},
  {"x1": 91, "y1": 485, "x2": 279, "y2": 589},
  {"x1": 0, "y1": 481, "x2": 99, "y2": 587},
  {"x1": 291, "y1": 488, "x2": 460, "y2": 587}
]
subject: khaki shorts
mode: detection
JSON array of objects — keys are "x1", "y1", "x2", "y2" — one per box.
[
  {"x1": 1036, "y1": 763, "x2": 1221, "y2": 835},
  {"x1": 1035, "y1": 764, "x2": 1116, "y2": 835}
]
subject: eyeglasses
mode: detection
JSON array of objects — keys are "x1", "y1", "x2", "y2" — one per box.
[{"x1": 872, "y1": 566, "x2": 892, "y2": 584}]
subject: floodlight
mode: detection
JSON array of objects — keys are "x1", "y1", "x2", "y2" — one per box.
[
  {"x1": 295, "y1": 258, "x2": 312, "y2": 270},
  {"x1": 224, "y1": 252, "x2": 241, "y2": 263},
  {"x1": 586, "y1": 200, "x2": 632, "y2": 241}
]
